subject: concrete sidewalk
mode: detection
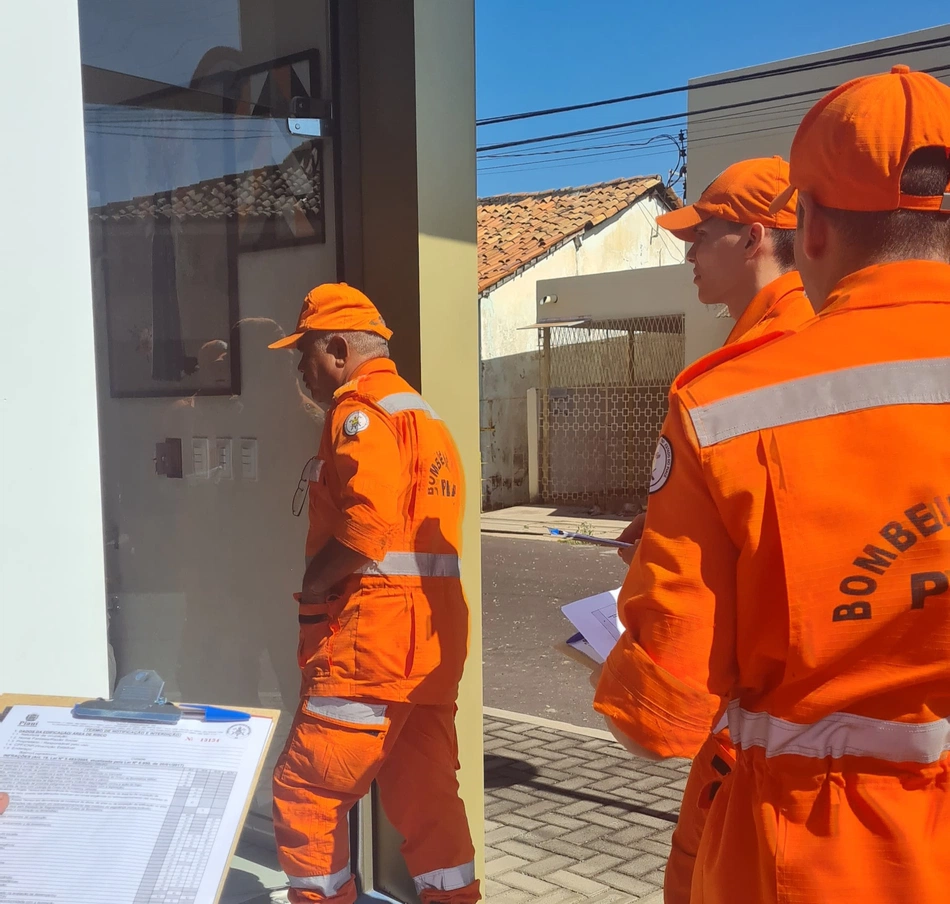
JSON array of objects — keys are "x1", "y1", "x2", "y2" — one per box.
[
  {"x1": 481, "y1": 505, "x2": 632, "y2": 544},
  {"x1": 484, "y1": 709, "x2": 681, "y2": 903}
]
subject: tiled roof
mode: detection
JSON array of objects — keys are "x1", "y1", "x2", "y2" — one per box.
[
  {"x1": 89, "y1": 140, "x2": 322, "y2": 221},
  {"x1": 477, "y1": 176, "x2": 681, "y2": 293}
]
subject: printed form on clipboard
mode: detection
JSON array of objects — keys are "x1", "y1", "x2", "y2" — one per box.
[{"x1": 560, "y1": 588, "x2": 623, "y2": 665}]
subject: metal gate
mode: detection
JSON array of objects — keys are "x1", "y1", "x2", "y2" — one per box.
[{"x1": 538, "y1": 314, "x2": 685, "y2": 511}]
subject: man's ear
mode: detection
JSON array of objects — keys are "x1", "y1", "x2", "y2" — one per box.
[
  {"x1": 326, "y1": 334, "x2": 348, "y2": 365},
  {"x1": 796, "y1": 192, "x2": 828, "y2": 264},
  {"x1": 745, "y1": 222, "x2": 766, "y2": 259}
]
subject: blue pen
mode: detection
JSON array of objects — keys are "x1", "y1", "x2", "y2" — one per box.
[{"x1": 179, "y1": 704, "x2": 251, "y2": 722}]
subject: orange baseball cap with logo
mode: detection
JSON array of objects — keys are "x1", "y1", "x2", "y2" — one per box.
[
  {"x1": 656, "y1": 155, "x2": 797, "y2": 241},
  {"x1": 770, "y1": 65, "x2": 950, "y2": 214},
  {"x1": 268, "y1": 282, "x2": 393, "y2": 349}
]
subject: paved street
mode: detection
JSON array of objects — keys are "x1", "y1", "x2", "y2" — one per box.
[{"x1": 481, "y1": 534, "x2": 628, "y2": 729}]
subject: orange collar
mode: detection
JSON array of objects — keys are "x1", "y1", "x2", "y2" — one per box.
[
  {"x1": 333, "y1": 357, "x2": 398, "y2": 399},
  {"x1": 726, "y1": 271, "x2": 804, "y2": 345},
  {"x1": 820, "y1": 261, "x2": 950, "y2": 315}
]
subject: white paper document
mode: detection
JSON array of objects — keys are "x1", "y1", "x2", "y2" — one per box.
[
  {"x1": 561, "y1": 587, "x2": 624, "y2": 663},
  {"x1": 0, "y1": 705, "x2": 273, "y2": 904}
]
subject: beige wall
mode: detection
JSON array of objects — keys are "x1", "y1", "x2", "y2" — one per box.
[
  {"x1": 480, "y1": 193, "x2": 684, "y2": 509},
  {"x1": 536, "y1": 264, "x2": 732, "y2": 365},
  {"x1": 686, "y1": 24, "x2": 950, "y2": 201},
  {"x1": 347, "y1": 1, "x2": 483, "y2": 899}
]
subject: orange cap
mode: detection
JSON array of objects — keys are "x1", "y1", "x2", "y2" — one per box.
[
  {"x1": 268, "y1": 283, "x2": 393, "y2": 349},
  {"x1": 656, "y1": 156, "x2": 797, "y2": 241},
  {"x1": 770, "y1": 65, "x2": 950, "y2": 215}
]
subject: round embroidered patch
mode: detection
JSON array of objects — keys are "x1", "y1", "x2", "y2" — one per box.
[
  {"x1": 343, "y1": 410, "x2": 370, "y2": 436},
  {"x1": 649, "y1": 436, "x2": 673, "y2": 494}
]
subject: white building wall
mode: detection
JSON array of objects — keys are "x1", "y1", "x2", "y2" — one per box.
[
  {"x1": 479, "y1": 194, "x2": 684, "y2": 509},
  {"x1": 0, "y1": 2, "x2": 110, "y2": 696}
]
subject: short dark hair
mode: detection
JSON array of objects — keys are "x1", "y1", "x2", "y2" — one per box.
[
  {"x1": 820, "y1": 146, "x2": 950, "y2": 262},
  {"x1": 767, "y1": 228, "x2": 796, "y2": 271}
]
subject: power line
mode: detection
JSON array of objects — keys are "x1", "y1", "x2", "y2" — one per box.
[
  {"x1": 477, "y1": 60, "x2": 950, "y2": 155},
  {"x1": 475, "y1": 33, "x2": 950, "y2": 127}
]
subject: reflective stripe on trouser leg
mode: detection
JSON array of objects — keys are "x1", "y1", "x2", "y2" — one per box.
[
  {"x1": 375, "y1": 704, "x2": 478, "y2": 902},
  {"x1": 414, "y1": 861, "x2": 477, "y2": 894},
  {"x1": 289, "y1": 865, "x2": 352, "y2": 896}
]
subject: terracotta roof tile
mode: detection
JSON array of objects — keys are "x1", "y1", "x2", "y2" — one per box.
[
  {"x1": 477, "y1": 176, "x2": 681, "y2": 293},
  {"x1": 90, "y1": 140, "x2": 323, "y2": 222}
]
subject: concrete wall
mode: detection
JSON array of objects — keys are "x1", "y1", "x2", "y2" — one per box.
[
  {"x1": 686, "y1": 24, "x2": 950, "y2": 202},
  {"x1": 479, "y1": 193, "x2": 684, "y2": 509}
]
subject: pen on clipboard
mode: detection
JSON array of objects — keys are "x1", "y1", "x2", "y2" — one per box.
[
  {"x1": 548, "y1": 528, "x2": 633, "y2": 549},
  {"x1": 178, "y1": 705, "x2": 251, "y2": 722}
]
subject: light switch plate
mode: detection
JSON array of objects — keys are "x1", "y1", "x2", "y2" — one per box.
[
  {"x1": 215, "y1": 438, "x2": 233, "y2": 479},
  {"x1": 191, "y1": 437, "x2": 210, "y2": 479},
  {"x1": 239, "y1": 438, "x2": 258, "y2": 481}
]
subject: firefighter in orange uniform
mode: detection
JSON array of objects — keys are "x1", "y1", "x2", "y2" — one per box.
[
  {"x1": 269, "y1": 284, "x2": 479, "y2": 904},
  {"x1": 615, "y1": 156, "x2": 813, "y2": 904},
  {"x1": 596, "y1": 66, "x2": 950, "y2": 903}
]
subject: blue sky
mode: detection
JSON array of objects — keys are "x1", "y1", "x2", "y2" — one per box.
[{"x1": 475, "y1": 1, "x2": 950, "y2": 197}]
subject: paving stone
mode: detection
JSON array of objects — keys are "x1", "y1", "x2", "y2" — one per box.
[
  {"x1": 483, "y1": 714, "x2": 684, "y2": 902},
  {"x1": 485, "y1": 854, "x2": 528, "y2": 877},
  {"x1": 495, "y1": 839, "x2": 549, "y2": 862},
  {"x1": 618, "y1": 853, "x2": 667, "y2": 878},
  {"x1": 566, "y1": 851, "x2": 623, "y2": 877},
  {"x1": 520, "y1": 853, "x2": 574, "y2": 878},
  {"x1": 598, "y1": 870, "x2": 660, "y2": 896},
  {"x1": 485, "y1": 825, "x2": 524, "y2": 845},
  {"x1": 495, "y1": 870, "x2": 558, "y2": 896},
  {"x1": 546, "y1": 869, "x2": 608, "y2": 896}
]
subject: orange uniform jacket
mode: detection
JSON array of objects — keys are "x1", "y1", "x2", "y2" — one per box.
[
  {"x1": 724, "y1": 270, "x2": 814, "y2": 345},
  {"x1": 596, "y1": 261, "x2": 950, "y2": 903},
  {"x1": 663, "y1": 270, "x2": 813, "y2": 904},
  {"x1": 300, "y1": 358, "x2": 469, "y2": 705}
]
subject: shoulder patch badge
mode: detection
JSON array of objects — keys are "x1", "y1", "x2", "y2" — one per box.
[
  {"x1": 649, "y1": 436, "x2": 673, "y2": 494},
  {"x1": 343, "y1": 410, "x2": 370, "y2": 436}
]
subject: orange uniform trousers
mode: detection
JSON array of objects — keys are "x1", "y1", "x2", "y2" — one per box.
[{"x1": 274, "y1": 697, "x2": 479, "y2": 904}]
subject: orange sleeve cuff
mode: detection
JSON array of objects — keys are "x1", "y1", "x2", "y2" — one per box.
[
  {"x1": 332, "y1": 507, "x2": 395, "y2": 561},
  {"x1": 593, "y1": 633, "x2": 721, "y2": 759}
]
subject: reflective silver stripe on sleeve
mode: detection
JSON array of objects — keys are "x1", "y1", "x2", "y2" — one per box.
[
  {"x1": 413, "y1": 860, "x2": 477, "y2": 893},
  {"x1": 359, "y1": 551, "x2": 461, "y2": 578},
  {"x1": 377, "y1": 391, "x2": 442, "y2": 420},
  {"x1": 288, "y1": 864, "x2": 351, "y2": 894},
  {"x1": 712, "y1": 712, "x2": 729, "y2": 735},
  {"x1": 727, "y1": 700, "x2": 950, "y2": 764},
  {"x1": 306, "y1": 697, "x2": 388, "y2": 727},
  {"x1": 689, "y1": 357, "x2": 950, "y2": 448}
]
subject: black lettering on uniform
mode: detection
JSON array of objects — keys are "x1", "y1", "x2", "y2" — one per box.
[
  {"x1": 934, "y1": 496, "x2": 950, "y2": 527},
  {"x1": 880, "y1": 521, "x2": 917, "y2": 552},
  {"x1": 905, "y1": 503, "x2": 944, "y2": 537},
  {"x1": 833, "y1": 602, "x2": 872, "y2": 622},
  {"x1": 853, "y1": 545, "x2": 898, "y2": 576},
  {"x1": 910, "y1": 572, "x2": 950, "y2": 609},
  {"x1": 839, "y1": 575, "x2": 877, "y2": 596}
]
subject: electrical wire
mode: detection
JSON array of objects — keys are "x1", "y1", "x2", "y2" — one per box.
[{"x1": 475, "y1": 33, "x2": 950, "y2": 126}]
